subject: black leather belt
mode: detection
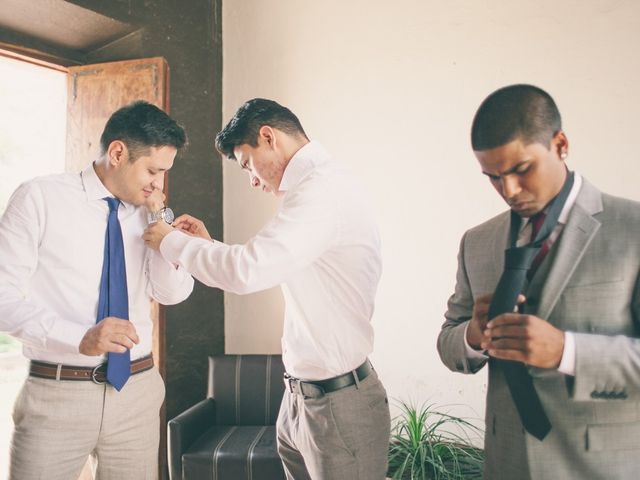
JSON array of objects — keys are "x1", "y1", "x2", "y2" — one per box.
[{"x1": 284, "y1": 360, "x2": 373, "y2": 397}]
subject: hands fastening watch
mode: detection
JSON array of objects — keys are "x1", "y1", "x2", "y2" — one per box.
[
  {"x1": 148, "y1": 207, "x2": 175, "y2": 225},
  {"x1": 142, "y1": 189, "x2": 176, "y2": 250},
  {"x1": 144, "y1": 189, "x2": 174, "y2": 225}
]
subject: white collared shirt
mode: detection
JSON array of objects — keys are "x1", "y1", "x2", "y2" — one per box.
[
  {"x1": 464, "y1": 173, "x2": 582, "y2": 374},
  {"x1": 160, "y1": 141, "x2": 382, "y2": 380},
  {"x1": 0, "y1": 164, "x2": 194, "y2": 366}
]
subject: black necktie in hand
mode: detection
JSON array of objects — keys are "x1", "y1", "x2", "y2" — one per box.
[{"x1": 488, "y1": 171, "x2": 574, "y2": 441}]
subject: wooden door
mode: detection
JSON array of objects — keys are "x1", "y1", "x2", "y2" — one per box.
[{"x1": 66, "y1": 57, "x2": 170, "y2": 479}]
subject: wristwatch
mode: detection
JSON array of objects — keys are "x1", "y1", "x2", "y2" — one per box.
[{"x1": 148, "y1": 206, "x2": 175, "y2": 225}]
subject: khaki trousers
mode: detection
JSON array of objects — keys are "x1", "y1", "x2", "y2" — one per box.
[
  {"x1": 9, "y1": 366, "x2": 165, "y2": 480},
  {"x1": 276, "y1": 370, "x2": 391, "y2": 480}
]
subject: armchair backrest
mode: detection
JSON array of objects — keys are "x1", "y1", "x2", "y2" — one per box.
[{"x1": 207, "y1": 354, "x2": 285, "y2": 426}]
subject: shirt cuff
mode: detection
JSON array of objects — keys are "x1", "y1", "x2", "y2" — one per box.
[
  {"x1": 557, "y1": 331, "x2": 576, "y2": 376},
  {"x1": 146, "y1": 247, "x2": 194, "y2": 304},
  {"x1": 148, "y1": 247, "x2": 186, "y2": 277},
  {"x1": 159, "y1": 230, "x2": 196, "y2": 265},
  {"x1": 463, "y1": 322, "x2": 489, "y2": 360}
]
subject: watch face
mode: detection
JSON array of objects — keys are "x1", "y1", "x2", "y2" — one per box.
[{"x1": 161, "y1": 207, "x2": 175, "y2": 224}]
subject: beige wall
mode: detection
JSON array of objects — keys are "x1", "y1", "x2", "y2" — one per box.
[{"x1": 222, "y1": 0, "x2": 640, "y2": 420}]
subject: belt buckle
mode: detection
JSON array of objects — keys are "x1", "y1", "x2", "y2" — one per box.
[
  {"x1": 284, "y1": 373, "x2": 297, "y2": 394},
  {"x1": 91, "y1": 363, "x2": 107, "y2": 385}
]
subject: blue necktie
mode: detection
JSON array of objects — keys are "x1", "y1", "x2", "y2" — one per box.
[{"x1": 97, "y1": 197, "x2": 130, "y2": 391}]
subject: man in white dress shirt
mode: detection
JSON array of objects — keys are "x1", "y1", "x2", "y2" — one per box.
[
  {"x1": 0, "y1": 101, "x2": 194, "y2": 480},
  {"x1": 144, "y1": 98, "x2": 390, "y2": 479}
]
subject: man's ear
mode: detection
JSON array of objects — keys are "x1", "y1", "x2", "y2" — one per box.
[
  {"x1": 258, "y1": 125, "x2": 277, "y2": 149},
  {"x1": 552, "y1": 130, "x2": 569, "y2": 160},
  {"x1": 107, "y1": 140, "x2": 128, "y2": 167}
]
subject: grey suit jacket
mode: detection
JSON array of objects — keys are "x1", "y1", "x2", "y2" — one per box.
[{"x1": 437, "y1": 178, "x2": 640, "y2": 480}]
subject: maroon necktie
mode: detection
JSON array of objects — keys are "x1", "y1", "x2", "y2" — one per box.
[{"x1": 527, "y1": 212, "x2": 550, "y2": 280}]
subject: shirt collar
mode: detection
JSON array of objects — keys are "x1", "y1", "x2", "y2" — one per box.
[
  {"x1": 279, "y1": 140, "x2": 331, "y2": 192},
  {"x1": 520, "y1": 171, "x2": 583, "y2": 232},
  {"x1": 558, "y1": 171, "x2": 582, "y2": 225},
  {"x1": 81, "y1": 163, "x2": 133, "y2": 209}
]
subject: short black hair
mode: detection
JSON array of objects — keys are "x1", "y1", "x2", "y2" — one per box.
[
  {"x1": 471, "y1": 84, "x2": 562, "y2": 151},
  {"x1": 100, "y1": 100, "x2": 187, "y2": 160},
  {"x1": 215, "y1": 98, "x2": 308, "y2": 160}
]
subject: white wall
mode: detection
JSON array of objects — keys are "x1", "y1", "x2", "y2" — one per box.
[{"x1": 222, "y1": 0, "x2": 640, "y2": 423}]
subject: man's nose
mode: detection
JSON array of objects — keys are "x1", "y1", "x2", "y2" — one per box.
[
  {"x1": 151, "y1": 174, "x2": 165, "y2": 190},
  {"x1": 501, "y1": 175, "x2": 521, "y2": 199},
  {"x1": 250, "y1": 175, "x2": 260, "y2": 188}
]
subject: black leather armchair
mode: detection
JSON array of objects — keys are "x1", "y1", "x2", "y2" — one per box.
[{"x1": 168, "y1": 354, "x2": 286, "y2": 480}]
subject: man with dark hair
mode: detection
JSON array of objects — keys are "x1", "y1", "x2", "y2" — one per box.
[
  {"x1": 438, "y1": 84, "x2": 640, "y2": 479},
  {"x1": 470, "y1": 84, "x2": 561, "y2": 151},
  {"x1": 0, "y1": 100, "x2": 194, "y2": 479},
  {"x1": 215, "y1": 98, "x2": 308, "y2": 156},
  {"x1": 100, "y1": 100, "x2": 188, "y2": 159},
  {"x1": 144, "y1": 98, "x2": 390, "y2": 479}
]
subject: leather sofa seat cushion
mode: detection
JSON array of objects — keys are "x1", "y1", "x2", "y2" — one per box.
[{"x1": 182, "y1": 425, "x2": 285, "y2": 480}]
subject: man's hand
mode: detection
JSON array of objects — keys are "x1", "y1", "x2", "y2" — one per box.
[
  {"x1": 467, "y1": 294, "x2": 526, "y2": 350},
  {"x1": 466, "y1": 294, "x2": 493, "y2": 349},
  {"x1": 143, "y1": 221, "x2": 174, "y2": 251},
  {"x1": 144, "y1": 189, "x2": 166, "y2": 214},
  {"x1": 172, "y1": 214, "x2": 212, "y2": 240},
  {"x1": 481, "y1": 313, "x2": 565, "y2": 368},
  {"x1": 79, "y1": 317, "x2": 139, "y2": 356}
]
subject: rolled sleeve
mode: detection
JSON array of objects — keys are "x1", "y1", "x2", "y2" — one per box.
[
  {"x1": 146, "y1": 248, "x2": 194, "y2": 305},
  {"x1": 158, "y1": 181, "x2": 339, "y2": 295}
]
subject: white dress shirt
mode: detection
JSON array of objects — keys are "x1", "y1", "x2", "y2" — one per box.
[
  {"x1": 464, "y1": 173, "x2": 582, "y2": 375},
  {"x1": 160, "y1": 141, "x2": 382, "y2": 380},
  {"x1": 0, "y1": 164, "x2": 194, "y2": 366}
]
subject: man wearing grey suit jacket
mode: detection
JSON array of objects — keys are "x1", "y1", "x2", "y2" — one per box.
[{"x1": 438, "y1": 84, "x2": 640, "y2": 479}]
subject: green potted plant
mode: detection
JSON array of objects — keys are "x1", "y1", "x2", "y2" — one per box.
[{"x1": 387, "y1": 401, "x2": 484, "y2": 480}]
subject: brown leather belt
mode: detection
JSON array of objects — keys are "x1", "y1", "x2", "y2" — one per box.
[{"x1": 29, "y1": 355, "x2": 154, "y2": 385}]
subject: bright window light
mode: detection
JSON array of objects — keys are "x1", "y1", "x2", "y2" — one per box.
[{"x1": 0, "y1": 55, "x2": 67, "y2": 213}]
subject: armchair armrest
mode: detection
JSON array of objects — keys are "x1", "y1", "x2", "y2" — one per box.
[{"x1": 168, "y1": 398, "x2": 216, "y2": 480}]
